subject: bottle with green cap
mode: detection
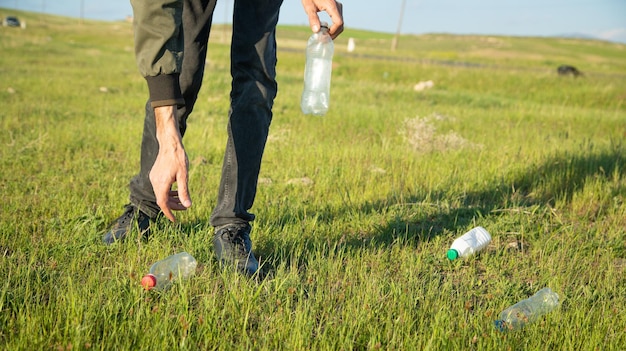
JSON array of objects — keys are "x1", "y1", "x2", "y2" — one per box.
[{"x1": 446, "y1": 226, "x2": 492, "y2": 260}]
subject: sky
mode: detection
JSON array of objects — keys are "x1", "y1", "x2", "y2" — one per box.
[{"x1": 1, "y1": 0, "x2": 625, "y2": 43}]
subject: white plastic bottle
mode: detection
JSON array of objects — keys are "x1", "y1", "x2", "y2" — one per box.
[
  {"x1": 141, "y1": 252, "x2": 198, "y2": 291},
  {"x1": 446, "y1": 226, "x2": 492, "y2": 260},
  {"x1": 494, "y1": 287, "x2": 560, "y2": 331},
  {"x1": 301, "y1": 23, "x2": 334, "y2": 116}
]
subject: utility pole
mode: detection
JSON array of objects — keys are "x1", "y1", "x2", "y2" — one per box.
[{"x1": 391, "y1": 0, "x2": 407, "y2": 51}]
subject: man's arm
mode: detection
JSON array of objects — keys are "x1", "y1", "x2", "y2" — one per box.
[
  {"x1": 150, "y1": 106, "x2": 192, "y2": 222},
  {"x1": 131, "y1": 0, "x2": 190, "y2": 221},
  {"x1": 131, "y1": 0, "x2": 185, "y2": 108}
]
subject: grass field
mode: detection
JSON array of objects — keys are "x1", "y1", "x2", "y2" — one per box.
[{"x1": 1, "y1": 9, "x2": 625, "y2": 351}]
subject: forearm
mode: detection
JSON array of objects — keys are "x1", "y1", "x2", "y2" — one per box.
[
  {"x1": 150, "y1": 106, "x2": 191, "y2": 222},
  {"x1": 131, "y1": 0, "x2": 185, "y2": 108},
  {"x1": 154, "y1": 106, "x2": 183, "y2": 148}
]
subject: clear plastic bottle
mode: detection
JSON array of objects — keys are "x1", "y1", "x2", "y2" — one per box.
[
  {"x1": 141, "y1": 252, "x2": 198, "y2": 291},
  {"x1": 446, "y1": 226, "x2": 492, "y2": 260},
  {"x1": 494, "y1": 287, "x2": 560, "y2": 331},
  {"x1": 301, "y1": 23, "x2": 334, "y2": 116}
]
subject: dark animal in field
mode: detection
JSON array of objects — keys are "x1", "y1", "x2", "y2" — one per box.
[{"x1": 557, "y1": 65, "x2": 582, "y2": 77}]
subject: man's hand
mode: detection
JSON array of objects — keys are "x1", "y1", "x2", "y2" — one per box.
[
  {"x1": 150, "y1": 105, "x2": 192, "y2": 222},
  {"x1": 301, "y1": 0, "x2": 344, "y2": 39}
]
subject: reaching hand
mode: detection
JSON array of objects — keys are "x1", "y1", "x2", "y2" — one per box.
[
  {"x1": 301, "y1": 0, "x2": 344, "y2": 39},
  {"x1": 149, "y1": 105, "x2": 192, "y2": 222}
]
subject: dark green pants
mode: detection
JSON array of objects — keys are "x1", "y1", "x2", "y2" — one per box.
[{"x1": 129, "y1": 0, "x2": 283, "y2": 227}]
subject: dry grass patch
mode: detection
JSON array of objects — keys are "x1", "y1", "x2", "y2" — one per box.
[{"x1": 401, "y1": 114, "x2": 481, "y2": 153}]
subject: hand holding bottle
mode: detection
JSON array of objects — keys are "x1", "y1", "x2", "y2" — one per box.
[{"x1": 301, "y1": 0, "x2": 344, "y2": 39}]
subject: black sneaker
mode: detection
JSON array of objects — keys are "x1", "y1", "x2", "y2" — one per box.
[
  {"x1": 102, "y1": 204, "x2": 151, "y2": 245},
  {"x1": 213, "y1": 223, "x2": 259, "y2": 275}
]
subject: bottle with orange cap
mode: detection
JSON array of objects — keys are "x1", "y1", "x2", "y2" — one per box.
[{"x1": 141, "y1": 252, "x2": 198, "y2": 291}]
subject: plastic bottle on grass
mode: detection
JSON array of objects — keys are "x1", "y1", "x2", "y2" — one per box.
[
  {"x1": 446, "y1": 226, "x2": 492, "y2": 260},
  {"x1": 301, "y1": 22, "x2": 334, "y2": 116},
  {"x1": 494, "y1": 287, "x2": 560, "y2": 331},
  {"x1": 141, "y1": 252, "x2": 197, "y2": 291}
]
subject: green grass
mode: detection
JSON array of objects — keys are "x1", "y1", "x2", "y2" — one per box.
[{"x1": 1, "y1": 9, "x2": 625, "y2": 350}]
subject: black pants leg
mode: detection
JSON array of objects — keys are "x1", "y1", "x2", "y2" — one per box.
[{"x1": 209, "y1": 0, "x2": 283, "y2": 227}]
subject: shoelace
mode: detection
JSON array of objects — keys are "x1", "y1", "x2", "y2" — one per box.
[
  {"x1": 221, "y1": 227, "x2": 250, "y2": 255},
  {"x1": 112, "y1": 206, "x2": 135, "y2": 228}
]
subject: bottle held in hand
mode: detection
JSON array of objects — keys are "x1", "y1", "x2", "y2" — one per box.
[{"x1": 301, "y1": 23, "x2": 334, "y2": 116}]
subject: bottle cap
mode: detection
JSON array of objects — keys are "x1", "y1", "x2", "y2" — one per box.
[
  {"x1": 446, "y1": 249, "x2": 459, "y2": 260},
  {"x1": 141, "y1": 274, "x2": 157, "y2": 290},
  {"x1": 494, "y1": 320, "x2": 508, "y2": 332}
]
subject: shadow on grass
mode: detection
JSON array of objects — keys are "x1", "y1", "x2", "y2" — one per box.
[{"x1": 257, "y1": 141, "x2": 625, "y2": 272}]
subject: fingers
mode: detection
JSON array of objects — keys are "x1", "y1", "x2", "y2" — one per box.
[
  {"x1": 166, "y1": 190, "x2": 191, "y2": 210},
  {"x1": 302, "y1": 0, "x2": 322, "y2": 33},
  {"x1": 326, "y1": 1, "x2": 344, "y2": 39},
  {"x1": 155, "y1": 190, "x2": 191, "y2": 223},
  {"x1": 150, "y1": 169, "x2": 191, "y2": 222},
  {"x1": 150, "y1": 169, "x2": 173, "y2": 221},
  {"x1": 176, "y1": 170, "x2": 192, "y2": 209},
  {"x1": 302, "y1": 0, "x2": 344, "y2": 39},
  {"x1": 155, "y1": 190, "x2": 177, "y2": 222}
]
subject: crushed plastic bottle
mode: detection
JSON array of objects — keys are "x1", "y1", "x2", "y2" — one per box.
[
  {"x1": 494, "y1": 287, "x2": 560, "y2": 331},
  {"x1": 141, "y1": 252, "x2": 198, "y2": 291},
  {"x1": 301, "y1": 22, "x2": 334, "y2": 116},
  {"x1": 446, "y1": 226, "x2": 492, "y2": 260}
]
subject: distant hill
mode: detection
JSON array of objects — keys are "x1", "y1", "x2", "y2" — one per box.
[{"x1": 558, "y1": 33, "x2": 601, "y2": 41}]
